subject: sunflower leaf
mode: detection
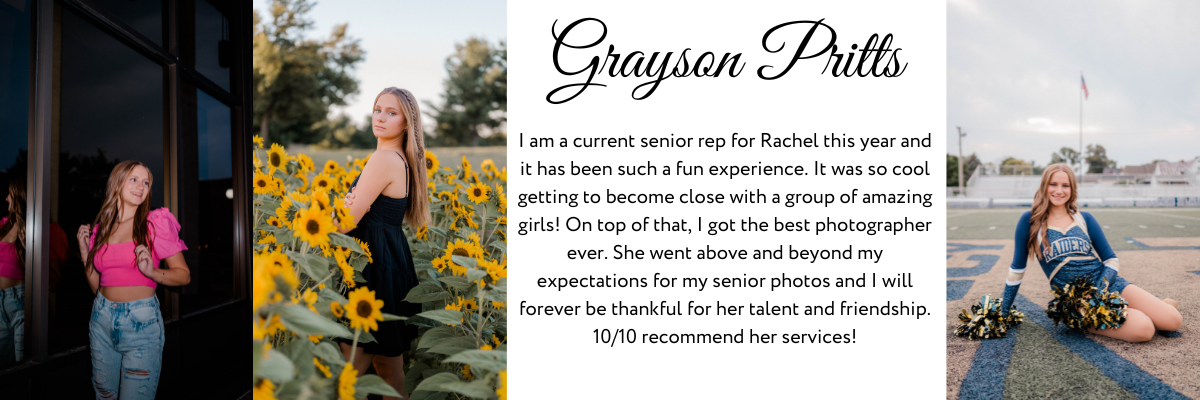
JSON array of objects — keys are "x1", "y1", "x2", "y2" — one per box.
[
  {"x1": 258, "y1": 349, "x2": 296, "y2": 383},
  {"x1": 439, "y1": 379, "x2": 494, "y2": 396},
  {"x1": 412, "y1": 372, "x2": 461, "y2": 393},
  {"x1": 450, "y1": 255, "x2": 478, "y2": 269},
  {"x1": 438, "y1": 276, "x2": 471, "y2": 290},
  {"x1": 356, "y1": 374, "x2": 402, "y2": 398},
  {"x1": 489, "y1": 241, "x2": 507, "y2": 254},
  {"x1": 319, "y1": 288, "x2": 349, "y2": 303},
  {"x1": 408, "y1": 389, "x2": 448, "y2": 400},
  {"x1": 274, "y1": 304, "x2": 352, "y2": 338},
  {"x1": 286, "y1": 251, "x2": 331, "y2": 281},
  {"x1": 404, "y1": 362, "x2": 431, "y2": 396},
  {"x1": 281, "y1": 337, "x2": 315, "y2": 380},
  {"x1": 426, "y1": 336, "x2": 477, "y2": 356},
  {"x1": 444, "y1": 350, "x2": 507, "y2": 376},
  {"x1": 417, "y1": 326, "x2": 458, "y2": 349},
  {"x1": 328, "y1": 232, "x2": 360, "y2": 252},
  {"x1": 350, "y1": 255, "x2": 369, "y2": 272},
  {"x1": 465, "y1": 269, "x2": 488, "y2": 284},
  {"x1": 313, "y1": 342, "x2": 345, "y2": 366},
  {"x1": 417, "y1": 309, "x2": 464, "y2": 327},
  {"x1": 404, "y1": 282, "x2": 448, "y2": 303},
  {"x1": 255, "y1": 199, "x2": 282, "y2": 215},
  {"x1": 381, "y1": 313, "x2": 407, "y2": 321}
]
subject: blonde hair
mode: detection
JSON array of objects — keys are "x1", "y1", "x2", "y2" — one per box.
[
  {"x1": 374, "y1": 87, "x2": 431, "y2": 228},
  {"x1": 87, "y1": 160, "x2": 155, "y2": 275},
  {"x1": 1028, "y1": 163, "x2": 1078, "y2": 260}
]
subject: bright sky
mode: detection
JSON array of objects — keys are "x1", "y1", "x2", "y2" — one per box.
[
  {"x1": 948, "y1": 0, "x2": 1200, "y2": 167},
  {"x1": 252, "y1": 0, "x2": 507, "y2": 125}
]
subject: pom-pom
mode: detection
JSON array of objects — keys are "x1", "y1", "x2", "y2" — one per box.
[
  {"x1": 1045, "y1": 276, "x2": 1127, "y2": 330},
  {"x1": 955, "y1": 294, "x2": 1025, "y2": 340}
]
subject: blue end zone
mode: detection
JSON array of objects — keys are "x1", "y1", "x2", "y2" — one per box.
[
  {"x1": 947, "y1": 280, "x2": 973, "y2": 301},
  {"x1": 1014, "y1": 296, "x2": 1188, "y2": 400},
  {"x1": 957, "y1": 316, "x2": 1019, "y2": 399},
  {"x1": 948, "y1": 254, "x2": 999, "y2": 278}
]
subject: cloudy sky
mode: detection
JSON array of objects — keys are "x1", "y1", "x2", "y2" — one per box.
[
  {"x1": 948, "y1": 1, "x2": 1200, "y2": 167},
  {"x1": 252, "y1": 0, "x2": 506, "y2": 124}
]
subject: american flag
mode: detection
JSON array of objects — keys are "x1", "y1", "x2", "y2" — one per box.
[{"x1": 1081, "y1": 75, "x2": 1089, "y2": 99}]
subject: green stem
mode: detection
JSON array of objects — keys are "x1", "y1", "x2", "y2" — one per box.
[{"x1": 349, "y1": 326, "x2": 362, "y2": 366}]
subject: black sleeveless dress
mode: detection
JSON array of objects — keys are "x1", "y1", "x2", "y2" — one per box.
[{"x1": 341, "y1": 152, "x2": 422, "y2": 356}]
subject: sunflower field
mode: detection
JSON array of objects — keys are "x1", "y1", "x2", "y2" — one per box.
[{"x1": 252, "y1": 136, "x2": 508, "y2": 400}]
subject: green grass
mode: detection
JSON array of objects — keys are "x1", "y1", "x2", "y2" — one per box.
[{"x1": 947, "y1": 208, "x2": 1200, "y2": 250}]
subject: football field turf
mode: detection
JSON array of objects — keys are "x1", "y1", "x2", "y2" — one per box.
[{"x1": 947, "y1": 208, "x2": 1200, "y2": 399}]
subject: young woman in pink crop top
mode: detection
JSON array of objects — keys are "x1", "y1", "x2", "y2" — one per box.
[
  {"x1": 1, "y1": 177, "x2": 29, "y2": 367},
  {"x1": 75, "y1": 160, "x2": 190, "y2": 399}
]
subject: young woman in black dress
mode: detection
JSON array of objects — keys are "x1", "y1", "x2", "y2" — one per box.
[{"x1": 338, "y1": 87, "x2": 431, "y2": 399}]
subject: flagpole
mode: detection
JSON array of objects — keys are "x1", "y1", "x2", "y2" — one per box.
[{"x1": 1079, "y1": 71, "x2": 1084, "y2": 177}]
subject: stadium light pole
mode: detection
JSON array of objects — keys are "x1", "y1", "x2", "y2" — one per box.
[
  {"x1": 1079, "y1": 70, "x2": 1085, "y2": 178},
  {"x1": 957, "y1": 127, "x2": 966, "y2": 197}
]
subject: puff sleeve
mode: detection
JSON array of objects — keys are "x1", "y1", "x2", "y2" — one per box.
[{"x1": 148, "y1": 208, "x2": 187, "y2": 261}]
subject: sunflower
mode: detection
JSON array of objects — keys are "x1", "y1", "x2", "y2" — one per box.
[
  {"x1": 468, "y1": 232, "x2": 481, "y2": 244},
  {"x1": 252, "y1": 253, "x2": 276, "y2": 312},
  {"x1": 337, "y1": 364, "x2": 356, "y2": 400},
  {"x1": 293, "y1": 203, "x2": 336, "y2": 248},
  {"x1": 444, "y1": 238, "x2": 481, "y2": 260},
  {"x1": 276, "y1": 195, "x2": 296, "y2": 222},
  {"x1": 460, "y1": 156, "x2": 471, "y2": 174},
  {"x1": 308, "y1": 334, "x2": 323, "y2": 344},
  {"x1": 461, "y1": 365, "x2": 472, "y2": 379},
  {"x1": 313, "y1": 357, "x2": 332, "y2": 378},
  {"x1": 497, "y1": 370, "x2": 507, "y2": 400},
  {"x1": 294, "y1": 173, "x2": 309, "y2": 191},
  {"x1": 266, "y1": 143, "x2": 289, "y2": 171},
  {"x1": 334, "y1": 248, "x2": 355, "y2": 288},
  {"x1": 330, "y1": 301, "x2": 345, "y2": 318},
  {"x1": 496, "y1": 185, "x2": 507, "y2": 212},
  {"x1": 334, "y1": 198, "x2": 355, "y2": 231},
  {"x1": 263, "y1": 251, "x2": 298, "y2": 289},
  {"x1": 252, "y1": 171, "x2": 276, "y2": 195},
  {"x1": 424, "y1": 150, "x2": 439, "y2": 178},
  {"x1": 323, "y1": 159, "x2": 343, "y2": 176},
  {"x1": 252, "y1": 135, "x2": 264, "y2": 149},
  {"x1": 266, "y1": 216, "x2": 283, "y2": 228},
  {"x1": 497, "y1": 167, "x2": 507, "y2": 182},
  {"x1": 312, "y1": 174, "x2": 335, "y2": 193},
  {"x1": 346, "y1": 287, "x2": 384, "y2": 332},
  {"x1": 256, "y1": 234, "x2": 276, "y2": 245},
  {"x1": 445, "y1": 297, "x2": 464, "y2": 312},
  {"x1": 431, "y1": 255, "x2": 449, "y2": 273},
  {"x1": 353, "y1": 237, "x2": 373, "y2": 263},
  {"x1": 415, "y1": 226, "x2": 429, "y2": 241},
  {"x1": 253, "y1": 379, "x2": 276, "y2": 400},
  {"x1": 481, "y1": 159, "x2": 496, "y2": 179},
  {"x1": 311, "y1": 190, "x2": 331, "y2": 213},
  {"x1": 296, "y1": 153, "x2": 314, "y2": 173},
  {"x1": 466, "y1": 182, "x2": 490, "y2": 204},
  {"x1": 494, "y1": 216, "x2": 507, "y2": 225},
  {"x1": 480, "y1": 257, "x2": 506, "y2": 281}
]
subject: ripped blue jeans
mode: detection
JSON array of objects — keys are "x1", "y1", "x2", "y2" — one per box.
[
  {"x1": 0, "y1": 284, "x2": 23, "y2": 366},
  {"x1": 89, "y1": 293, "x2": 164, "y2": 400}
]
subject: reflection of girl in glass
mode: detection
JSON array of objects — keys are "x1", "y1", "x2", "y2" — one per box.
[
  {"x1": 76, "y1": 161, "x2": 190, "y2": 399},
  {"x1": 1, "y1": 176, "x2": 28, "y2": 366}
]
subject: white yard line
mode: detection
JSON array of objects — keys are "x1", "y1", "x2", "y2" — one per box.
[
  {"x1": 947, "y1": 211, "x2": 980, "y2": 218},
  {"x1": 1129, "y1": 209, "x2": 1200, "y2": 222}
]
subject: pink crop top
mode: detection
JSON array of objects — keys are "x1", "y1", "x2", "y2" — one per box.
[
  {"x1": 0, "y1": 217, "x2": 20, "y2": 279},
  {"x1": 88, "y1": 208, "x2": 187, "y2": 288}
]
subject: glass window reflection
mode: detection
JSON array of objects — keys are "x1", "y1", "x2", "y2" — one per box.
[
  {"x1": 182, "y1": 87, "x2": 234, "y2": 314},
  {"x1": 0, "y1": 0, "x2": 32, "y2": 370},
  {"x1": 195, "y1": 0, "x2": 231, "y2": 90},
  {"x1": 50, "y1": 7, "x2": 166, "y2": 354},
  {"x1": 94, "y1": 0, "x2": 163, "y2": 46}
]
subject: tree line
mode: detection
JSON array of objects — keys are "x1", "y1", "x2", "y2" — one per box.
[
  {"x1": 947, "y1": 144, "x2": 1119, "y2": 186},
  {"x1": 252, "y1": 0, "x2": 506, "y2": 148}
]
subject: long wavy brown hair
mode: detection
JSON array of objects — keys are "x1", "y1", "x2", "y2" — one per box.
[
  {"x1": 374, "y1": 87, "x2": 431, "y2": 228},
  {"x1": 2, "y1": 176, "x2": 26, "y2": 265},
  {"x1": 1028, "y1": 163, "x2": 1079, "y2": 260},
  {"x1": 86, "y1": 161, "x2": 155, "y2": 276}
]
